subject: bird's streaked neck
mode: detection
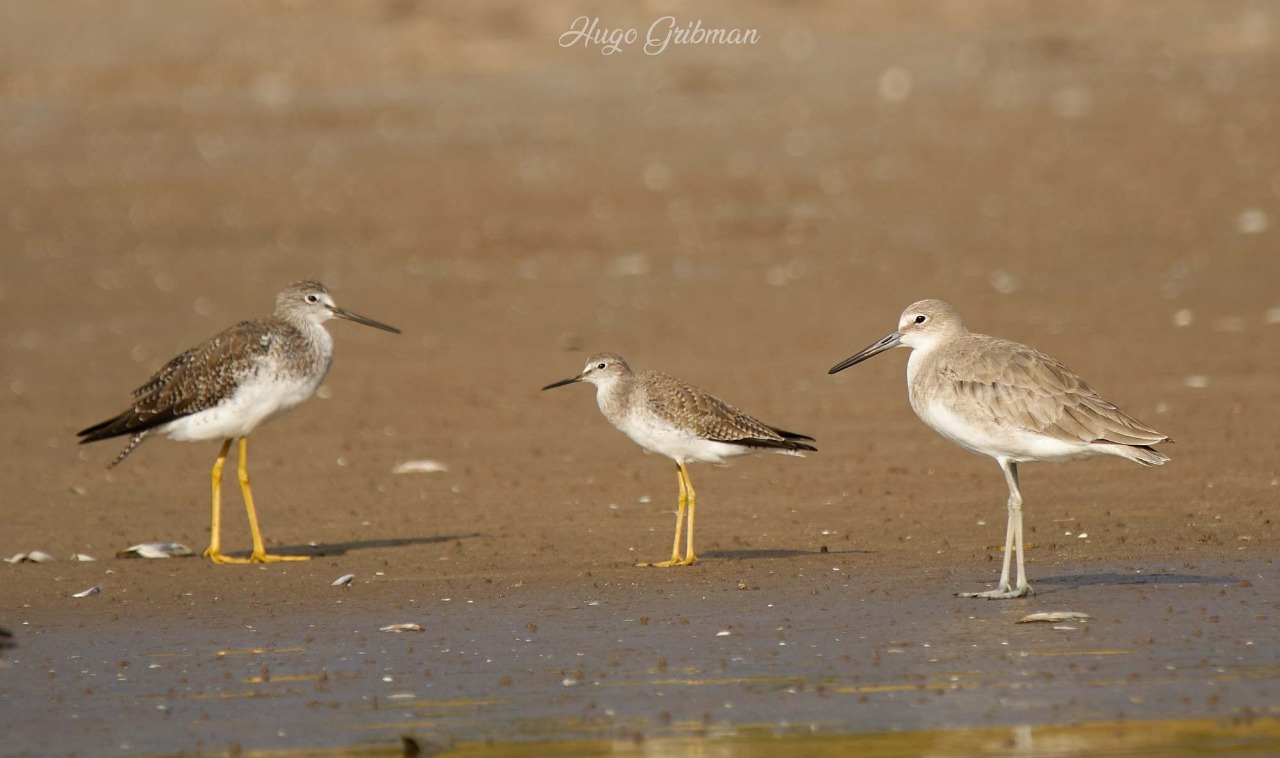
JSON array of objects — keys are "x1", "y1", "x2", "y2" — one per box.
[
  {"x1": 590, "y1": 373, "x2": 632, "y2": 417},
  {"x1": 282, "y1": 312, "x2": 336, "y2": 353}
]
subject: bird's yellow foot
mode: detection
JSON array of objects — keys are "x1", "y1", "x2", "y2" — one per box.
[
  {"x1": 249, "y1": 552, "x2": 310, "y2": 563},
  {"x1": 636, "y1": 555, "x2": 698, "y2": 568},
  {"x1": 204, "y1": 549, "x2": 251, "y2": 564}
]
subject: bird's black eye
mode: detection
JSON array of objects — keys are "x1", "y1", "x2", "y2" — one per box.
[
  {"x1": 596, "y1": 362, "x2": 606, "y2": 370},
  {"x1": 305, "y1": 294, "x2": 319, "y2": 303},
  {"x1": 914, "y1": 315, "x2": 927, "y2": 324}
]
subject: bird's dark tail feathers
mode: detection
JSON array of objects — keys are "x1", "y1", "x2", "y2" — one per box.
[
  {"x1": 773, "y1": 427, "x2": 817, "y2": 452},
  {"x1": 107, "y1": 432, "x2": 148, "y2": 469},
  {"x1": 730, "y1": 427, "x2": 817, "y2": 453}
]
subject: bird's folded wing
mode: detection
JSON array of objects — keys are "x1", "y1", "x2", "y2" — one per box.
[
  {"x1": 642, "y1": 372, "x2": 784, "y2": 443},
  {"x1": 104, "y1": 321, "x2": 276, "y2": 436},
  {"x1": 946, "y1": 344, "x2": 1168, "y2": 446}
]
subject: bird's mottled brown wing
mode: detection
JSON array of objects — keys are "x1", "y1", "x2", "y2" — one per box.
[
  {"x1": 940, "y1": 337, "x2": 1168, "y2": 446},
  {"x1": 128, "y1": 345, "x2": 199, "y2": 400},
  {"x1": 78, "y1": 320, "x2": 277, "y2": 442},
  {"x1": 639, "y1": 371, "x2": 811, "y2": 447}
]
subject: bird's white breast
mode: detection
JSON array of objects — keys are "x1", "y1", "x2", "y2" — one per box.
[
  {"x1": 597, "y1": 388, "x2": 752, "y2": 466},
  {"x1": 908, "y1": 346, "x2": 1098, "y2": 463},
  {"x1": 162, "y1": 366, "x2": 327, "y2": 443},
  {"x1": 617, "y1": 414, "x2": 752, "y2": 465},
  {"x1": 915, "y1": 388, "x2": 1098, "y2": 464}
]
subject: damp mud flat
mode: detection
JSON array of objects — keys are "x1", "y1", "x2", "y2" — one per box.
[
  {"x1": 3, "y1": 556, "x2": 1279, "y2": 756},
  {"x1": 2, "y1": 0, "x2": 1279, "y2": 756}
]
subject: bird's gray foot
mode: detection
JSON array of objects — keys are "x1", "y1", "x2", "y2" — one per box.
[{"x1": 958, "y1": 583, "x2": 1034, "y2": 600}]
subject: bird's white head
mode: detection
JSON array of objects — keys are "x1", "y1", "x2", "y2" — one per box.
[
  {"x1": 541, "y1": 352, "x2": 632, "y2": 391},
  {"x1": 894, "y1": 299, "x2": 967, "y2": 350},
  {"x1": 275, "y1": 280, "x2": 400, "y2": 334},
  {"x1": 829, "y1": 299, "x2": 967, "y2": 374}
]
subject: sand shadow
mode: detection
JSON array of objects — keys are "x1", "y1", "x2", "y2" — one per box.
[
  {"x1": 1029, "y1": 571, "x2": 1237, "y2": 594},
  {"x1": 269, "y1": 533, "x2": 482, "y2": 558},
  {"x1": 705, "y1": 548, "x2": 874, "y2": 561}
]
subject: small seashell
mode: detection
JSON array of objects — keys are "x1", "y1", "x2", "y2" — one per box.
[
  {"x1": 117, "y1": 543, "x2": 194, "y2": 559},
  {"x1": 72, "y1": 586, "x2": 101, "y2": 598},
  {"x1": 332, "y1": 574, "x2": 355, "y2": 587},
  {"x1": 392, "y1": 460, "x2": 449, "y2": 475},
  {"x1": 70, "y1": 554, "x2": 97, "y2": 562},
  {"x1": 1236, "y1": 208, "x2": 1269, "y2": 235},
  {"x1": 1018, "y1": 611, "x2": 1092, "y2": 624},
  {"x1": 379, "y1": 623, "x2": 423, "y2": 633},
  {"x1": 716, "y1": 630, "x2": 732, "y2": 637},
  {"x1": 8, "y1": 551, "x2": 57, "y2": 563}
]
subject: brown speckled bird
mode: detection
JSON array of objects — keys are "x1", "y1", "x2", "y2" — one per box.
[
  {"x1": 79, "y1": 281, "x2": 400, "y2": 564},
  {"x1": 543, "y1": 353, "x2": 815, "y2": 567}
]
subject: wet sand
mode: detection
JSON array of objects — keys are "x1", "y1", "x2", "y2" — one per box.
[
  {"x1": 2, "y1": 1, "x2": 1279, "y2": 755},
  {"x1": 5, "y1": 559, "x2": 1280, "y2": 755}
]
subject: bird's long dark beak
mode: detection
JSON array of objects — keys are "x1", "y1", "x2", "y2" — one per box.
[
  {"x1": 330, "y1": 305, "x2": 401, "y2": 334},
  {"x1": 541, "y1": 374, "x2": 583, "y2": 391},
  {"x1": 829, "y1": 331, "x2": 902, "y2": 374}
]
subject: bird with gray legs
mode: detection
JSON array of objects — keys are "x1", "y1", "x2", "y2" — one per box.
[
  {"x1": 78, "y1": 281, "x2": 400, "y2": 564},
  {"x1": 542, "y1": 353, "x2": 816, "y2": 567},
  {"x1": 829, "y1": 300, "x2": 1170, "y2": 599}
]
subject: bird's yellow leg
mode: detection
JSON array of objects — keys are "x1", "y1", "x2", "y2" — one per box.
[
  {"x1": 637, "y1": 463, "x2": 688, "y2": 568},
  {"x1": 678, "y1": 462, "x2": 698, "y2": 566},
  {"x1": 237, "y1": 437, "x2": 308, "y2": 563},
  {"x1": 204, "y1": 439, "x2": 248, "y2": 564}
]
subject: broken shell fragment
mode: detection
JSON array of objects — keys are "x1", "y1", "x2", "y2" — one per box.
[
  {"x1": 379, "y1": 623, "x2": 424, "y2": 633},
  {"x1": 1018, "y1": 611, "x2": 1092, "y2": 623},
  {"x1": 72, "y1": 586, "x2": 102, "y2": 598},
  {"x1": 4, "y1": 551, "x2": 56, "y2": 564},
  {"x1": 117, "y1": 543, "x2": 195, "y2": 559},
  {"x1": 332, "y1": 574, "x2": 355, "y2": 587},
  {"x1": 70, "y1": 554, "x2": 97, "y2": 562},
  {"x1": 392, "y1": 460, "x2": 449, "y2": 474}
]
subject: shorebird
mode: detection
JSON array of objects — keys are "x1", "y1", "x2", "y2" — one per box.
[
  {"x1": 829, "y1": 300, "x2": 1170, "y2": 599},
  {"x1": 542, "y1": 353, "x2": 816, "y2": 567},
  {"x1": 78, "y1": 280, "x2": 400, "y2": 564}
]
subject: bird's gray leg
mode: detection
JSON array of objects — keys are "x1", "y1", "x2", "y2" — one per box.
[
  {"x1": 959, "y1": 459, "x2": 1031, "y2": 599},
  {"x1": 1009, "y1": 462, "x2": 1034, "y2": 597}
]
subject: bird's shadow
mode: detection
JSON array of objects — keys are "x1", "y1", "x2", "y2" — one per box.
[
  {"x1": 705, "y1": 548, "x2": 874, "y2": 561},
  {"x1": 270, "y1": 533, "x2": 481, "y2": 559},
  {"x1": 1028, "y1": 571, "x2": 1237, "y2": 595}
]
